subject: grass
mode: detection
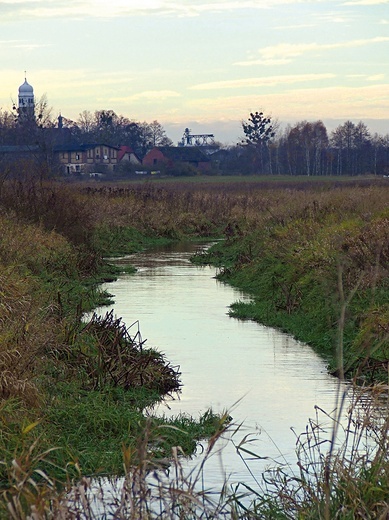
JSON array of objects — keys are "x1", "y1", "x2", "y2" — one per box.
[
  {"x1": 0, "y1": 183, "x2": 225, "y2": 493},
  {"x1": 192, "y1": 189, "x2": 388, "y2": 382},
  {"x1": 103, "y1": 173, "x2": 383, "y2": 186},
  {"x1": 1, "y1": 384, "x2": 387, "y2": 518}
]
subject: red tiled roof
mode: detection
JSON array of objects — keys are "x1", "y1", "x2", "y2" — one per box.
[{"x1": 118, "y1": 145, "x2": 136, "y2": 162}]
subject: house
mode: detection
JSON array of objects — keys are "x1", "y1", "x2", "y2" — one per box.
[
  {"x1": 54, "y1": 143, "x2": 120, "y2": 174},
  {"x1": 142, "y1": 146, "x2": 211, "y2": 172},
  {"x1": 0, "y1": 144, "x2": 41, "y2": 169},
  {"x1": 117, "y1": 145, "x2": 141, "y2": 165}
]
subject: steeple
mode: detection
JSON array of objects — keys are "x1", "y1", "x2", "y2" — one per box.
[{"x1": 18, "y1": 73, "x2": 34, "y2": 120}]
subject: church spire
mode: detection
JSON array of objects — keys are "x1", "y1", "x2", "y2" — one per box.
[{"x1": 18, "y1": 73, "x2": 34, "y2": 120}]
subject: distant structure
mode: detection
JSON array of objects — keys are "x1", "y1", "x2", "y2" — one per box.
[
  {"x1": 18, "y1": 73, "x2": 34, "y2": 120},
  {"x1": 179, "y1": 127, "x2": 215, "y2": 147}
]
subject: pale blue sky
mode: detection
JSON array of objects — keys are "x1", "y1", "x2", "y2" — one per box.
[{"x1": 1, "y1": 0, "x2": 388, "y2": 144}]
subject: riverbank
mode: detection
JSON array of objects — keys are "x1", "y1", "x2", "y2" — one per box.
[
  {"x1": 0, "y1": 181, "x2": 225, "y2": 516},
  {"x1": 192, "y1": 186, "x2": 388, "y2": 384}
]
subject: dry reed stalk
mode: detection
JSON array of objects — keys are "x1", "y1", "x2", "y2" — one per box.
[{"x1": 80, "y1": 311, "x2": 181, "y2": 394}]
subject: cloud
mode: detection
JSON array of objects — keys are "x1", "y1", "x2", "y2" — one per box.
[
  {"x1": 237, "y1": 37, "x2": 389, "y2": 65},
  {"x1": 191, "y1": 73, "x2": 336, "y2": 90},
  {"x1": 274, "y1": 23, "x2": 317, "y2": 30},
  {"x1": 0, "y1": 1, "x2": 90, "y2": 20},
  {"x1": 0, "y1": 39, "x2": 49, "y2": 50},
  {"x1": 343, "y1": 0, "x2": 389, "y2": 5},
  {"x1": 113, "y1": 90, "x2": 181, "y2": 102},
  {"x1": 185, "y1": 84, "x2": 389, "y2": 121},
  {"x1": 366, "y1": 74, "x2": 386, "y2": 81},
  {"x1": 0, "y1": 0, "x2": 336, "y2": 21}
]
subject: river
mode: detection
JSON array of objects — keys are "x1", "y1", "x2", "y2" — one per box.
[{"x1": 95, "y1": 241, "x2": 348, "y2": 493}]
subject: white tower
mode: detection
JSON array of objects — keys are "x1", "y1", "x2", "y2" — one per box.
[{"x1": 18, "y1": 74, "x2": 34, "y2": 119}]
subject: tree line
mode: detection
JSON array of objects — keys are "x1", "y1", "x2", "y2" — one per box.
[
  {"x1": 1, "y1": 98, "x2": 388, "y2": 175},
  {"x1": 235, "y1": 111, "x2": 389, "y2": 176},
  {"x1": 0, "y1": 102, "x2": 172, "y2": 158}
]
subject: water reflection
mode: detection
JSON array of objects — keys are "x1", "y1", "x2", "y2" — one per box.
[{"x1": 98, "y1": 242, "x2": 347, "y2": 487}]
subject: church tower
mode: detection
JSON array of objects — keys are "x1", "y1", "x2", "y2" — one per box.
[{"x1": 18, "y1": 74, "x2": 34, "y2": 120}]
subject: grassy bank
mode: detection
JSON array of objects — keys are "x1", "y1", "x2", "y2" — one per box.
[
  {"x1": 0, "y1": 180, "x2": 225, "y2": 511},
  {"x1": 191, "y1": 184, "x2": 388, "y2": 383}
]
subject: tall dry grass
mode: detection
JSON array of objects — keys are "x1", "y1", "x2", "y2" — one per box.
[
  {"x1": 0, "y1": 212, "x2": 80, "y2": 406},
  {"x1": 78, "y1": 180, "x2": 389, "y2": 241}
]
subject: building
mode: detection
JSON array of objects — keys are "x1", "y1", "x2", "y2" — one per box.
[
  {"x1": 142, "y1": 146, "x2": 211, "y2": 172},
  {"x1": 117, "y1": 145, "x2": 141, "y2": 165},
  {"x1": 18, "y1": 76, "x2": 35, "y2": 121},
  {"x1": 54, "y1": 143, "x2": 120, "y2": 174}
]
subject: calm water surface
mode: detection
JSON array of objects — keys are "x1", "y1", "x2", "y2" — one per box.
[{"x1": 98, "y1": 242, "x2": 346, "y2": 488}]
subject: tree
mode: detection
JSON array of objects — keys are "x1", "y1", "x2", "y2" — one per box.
[
  {"x1": 148, "y1": 120, "x2": 173, "y2": 147},
  {"x1": 331, "y1": 121, "x2": 357, "y2": 175},
  {"x1": 353, "y1": 121, "x2": 371, "y2": 175},
  {"x1": 94, "y1": 109, "x2": 119, "y2": 144},
  {"x1": 371, "y1": 133, "x2": 389, "y2": 176},
  {"x1": 0, "y1": 109, "x2": 16, "y2": 145},
  {"x1": 286, "y1": 121, "x2": 329, "y2": 176},
  {"x1": 77, "y1": 110, "x2": 95, "y2": 134},
  {"x1": 34, "y1": 94, "x2": 54, "y2": 129},
  {"x1": 241, "y1": 111, "x2": 276, "y2": 173},
  {"x1": 122, "y1": 120, "x2": 148, "y2": 157},
  {"x1": 330, "y1": 121, "x2": 371, "y2": 175}
]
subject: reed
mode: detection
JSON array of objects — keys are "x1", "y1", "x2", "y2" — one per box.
[
  {"x1": 2, "y1": 383, "x2": 386, "y2": 518},
  {"x1": 232, "y1": 383, "x2": 389, "y2": 519}
]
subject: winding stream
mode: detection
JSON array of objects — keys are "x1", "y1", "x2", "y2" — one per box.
[{"x1": 97, "y1": 241, "x2": 347, "y2": 490}]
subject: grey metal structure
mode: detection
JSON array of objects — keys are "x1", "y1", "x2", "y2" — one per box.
[{"x1": 180, "y1": 128, "x2": 215, "y2": 146}]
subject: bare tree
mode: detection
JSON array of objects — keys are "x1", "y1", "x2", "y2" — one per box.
[
  {"x1": 285, "y1": 121, "x2": 329, "y2": 176},
  {"x1": 77, "y1": 110, "x2": 95, "y2": 134},
  {"x1": 148, "y1": 120, "x2": 173, "y2": 147}
]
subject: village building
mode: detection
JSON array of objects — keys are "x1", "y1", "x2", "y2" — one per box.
[
  {"x1": 54, "y1": 143, "x2": 120, "y2": 174},
  {"x1": 142, "y1": 146, "x2": 211, "y2": 172},
  {"x1": 17, "y1": 75, "x2": 35, "y2": 121},
  {"x1": 3, "y1": 78, "x2": 214, "y2": 177},
  {"x1": 117, "y1": 145, "x2": 141, "y2": 165}
]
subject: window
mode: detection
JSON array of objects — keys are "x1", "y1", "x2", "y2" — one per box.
[{"x1": 76, "y1": 154, "x2": 80, "y2": 160}]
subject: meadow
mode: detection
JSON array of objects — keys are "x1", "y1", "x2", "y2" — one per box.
[{"x1": 0, "y1": 174, "x2": 388, "y2": 518}]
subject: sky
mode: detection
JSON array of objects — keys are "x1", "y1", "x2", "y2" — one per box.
[{"x1": 0, "y1": 0, "x2": 388, "y2": 145}]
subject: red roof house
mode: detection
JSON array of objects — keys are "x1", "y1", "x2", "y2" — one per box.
[
  {"x1": 117, "y1": 145, "x2": 141, "y2": 164},
  {"x1": 142, "y1": 146, "x2": 211, "y2": 172}
]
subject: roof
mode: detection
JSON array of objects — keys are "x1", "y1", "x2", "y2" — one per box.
[
  {"x1": 0, "y1": 145, "x2": 39, "y2": 153},
  {"x1": 155, "y1": 146, "x2": 210, "y2": 162},
  {"x1": 19, "y1": 79, "x2": 33, "y2": 93},
  {"x1": 117, "y1": 145, "x2": 138, "y2": 162},
  {"x1": 54, "y1": 143, "x2": 120, "y2": 152}
]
